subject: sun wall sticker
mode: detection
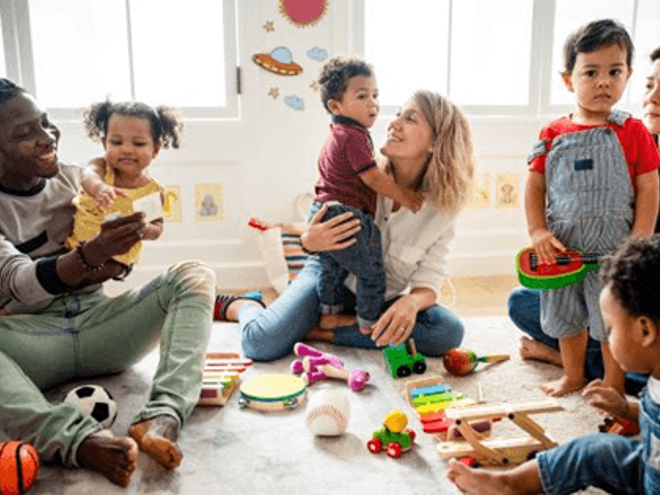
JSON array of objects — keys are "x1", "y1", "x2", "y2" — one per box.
[{"x1": 279, "y1": 0, "x2": 328, "y2": 28}]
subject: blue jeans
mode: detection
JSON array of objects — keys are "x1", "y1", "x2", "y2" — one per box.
[
  {"x1": 310, "y1": 202, "x2": 385, "y2": 328},
  {"x1": 537, "y1": 390, "x2": 660, "y2": 494},
  {"x1": 508, "y1": 286, "x2": 648, "y2": 395},
  {"x1": 238, "y1": 256, "x2": 464, "y2": 361}
]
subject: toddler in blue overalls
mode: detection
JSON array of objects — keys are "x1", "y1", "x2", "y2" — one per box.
[
  {"x1": 524, "y1": 19, "x2": 660, "y2": 397},
  {"x1": 447, "y1": 235, "x2": 660, "y2": 494}
]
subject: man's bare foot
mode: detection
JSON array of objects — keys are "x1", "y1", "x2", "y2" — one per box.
[
  {"x1": 77, "y1": 430, "x2": 138, "y2": 487},
  {"x1": 519, "y1": 337, "x2": 562, "y2": 367},
  {"x1": 541, "y1": 375, "x2": 586, "y2": 397},
  {"x1": 446, "y1": 459, "x2": 518, "y2": 495},
  {"x1": 128, "y1": 415, "x2": 182, "y2": 470}
]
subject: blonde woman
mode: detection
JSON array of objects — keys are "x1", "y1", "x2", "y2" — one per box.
[{"x1": 217, "y1": 90, "x2": 475, "y2": 361}]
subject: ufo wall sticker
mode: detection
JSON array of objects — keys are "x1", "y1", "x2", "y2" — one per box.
[
  {"x1": 279, "y1": 0, "x2": 328, "y2": 28},
  {"x1": 253, "y1": 46, "x2": 303, "y2": 76}
]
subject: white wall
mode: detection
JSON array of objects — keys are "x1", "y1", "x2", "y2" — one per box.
[{"x1": 52, "y1": 2, "x2": 642, "y2": 295}]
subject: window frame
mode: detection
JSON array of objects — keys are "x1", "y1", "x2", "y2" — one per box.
[
  {"x1": 353, "y1": 0, "x2": 648, "y2": 119},
  {"x1": 0, "y1": 0, "x2": 239, "y2": 121}
]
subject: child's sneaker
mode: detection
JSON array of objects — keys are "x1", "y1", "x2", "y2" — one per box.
[{"x1": 214, "y1": 290, "x2": 266, "y2": 321}]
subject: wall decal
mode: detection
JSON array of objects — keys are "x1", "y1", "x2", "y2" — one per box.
[
  {"x1": 253, "y1": 46, "x2": 303, "y2": 76},
  {"x1": 496, "y1": 172, "x2": 520, "y2": 208},
  {"x1": 263, "y1": 21, "x2": 275, "y2": 32},
  {"x1": 279, "y1": 0, "x2": 328, "y2": 28},
  {"x1": 163, "y1": 186, "x2": 182, "y2": 222},
  {"x1": 268, "y1": 88, "x2": 280, "y2": 99},
  {"x1": 310, "y1": 81, "x2": 320, "y2": 92},
  {"x1": 285, "y1": 95, "x2": 305, "y2": 111},
  {"x1": 307, "y1": 47, "x2": 328, "y2": 61},
  {"x1": 466, "y1": 172, "x2": 490, "y2": 209},
  {"x1": 195, "y1": 183, "x2": 223, "y2": 222}
]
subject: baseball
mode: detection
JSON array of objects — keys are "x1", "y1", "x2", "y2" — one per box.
[{"x1": 305, "y1": 389, "x2": 350, "y2": 436}]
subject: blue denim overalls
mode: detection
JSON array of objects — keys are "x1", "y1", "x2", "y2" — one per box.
[{"x1": 528, "y1": 111, "x2": 634, "y2": 341}]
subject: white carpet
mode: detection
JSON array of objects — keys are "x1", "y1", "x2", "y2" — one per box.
[{"x1": 33, "y1": 317, "x2": 610, "y2": 494}]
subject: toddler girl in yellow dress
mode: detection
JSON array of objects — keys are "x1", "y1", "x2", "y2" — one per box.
[{"x1": 66, "y1": 100, "x2": 182, "y2": 276}]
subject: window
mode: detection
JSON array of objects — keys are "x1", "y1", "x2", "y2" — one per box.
[
  {"x1": 1, "y1": 0, "x2": 238, "y2": 119},
  {"x1": 358, "y1": 0, "x2": 659, "y2": 117}
]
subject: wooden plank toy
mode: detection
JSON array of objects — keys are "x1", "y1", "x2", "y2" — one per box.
[
  {"x1": 436, "y1": 399, "x2": 564, "y2": 466},
  {"x1": 238, "y1": 374, "x2": 307, "y2": 411},
  {"x1": 197, "y1": 352, "x2": 253, "y2": 406}
]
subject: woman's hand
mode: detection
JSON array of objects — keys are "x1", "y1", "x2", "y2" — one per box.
[
  {"x1": 301, "y1": 203, "x2": 361, "y2": 252},
  {"x1": 582, "y1": 379, "x2": 630, "y2": 418},
  {"x1": 370, "y1": 295, "x2": 419, "y2": 347}
]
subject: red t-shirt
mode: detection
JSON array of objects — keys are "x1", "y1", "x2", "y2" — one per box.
[
  {"x1": 315, "y1": 122, "x2": 377, "y2": 215},
  {"x1": 529, "y1": 116, "x2": 660, "y2": 191}
]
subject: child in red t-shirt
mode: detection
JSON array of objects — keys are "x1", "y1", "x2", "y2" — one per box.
[{"x1": 525, "y1": 19, "x2": 660, "y2": 397}]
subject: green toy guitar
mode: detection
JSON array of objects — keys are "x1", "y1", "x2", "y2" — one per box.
[{"x1": 516, "y1": 247, "x2": 600, "y2": 290}]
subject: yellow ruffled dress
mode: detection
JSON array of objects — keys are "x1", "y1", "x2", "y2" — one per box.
[{"x1": 66, "y1": 168, "x2": 163, "y2": 266}]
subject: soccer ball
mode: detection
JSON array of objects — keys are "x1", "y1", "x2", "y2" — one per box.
[{"x1": 64, "y1": 385, "x2": 118, "y2": 429}]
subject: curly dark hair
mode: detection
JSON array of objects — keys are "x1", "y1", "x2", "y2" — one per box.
[
  {"x1": 599, "y1": 235, "x2": 660, "y2": 321},
  {"x1": 562, "y1": 19, "x2": 634, "y2": 74},
  {"x1": 83, "y1": 100, "x2": 183, "y2": 149},
  {"x1": 651, "y1": 46, "x2": 660, "y2": 63},
  {"x1": 318, "y1": 57, "x2": 373, "y2": 113},
  {"x1": 0, "y1": 78, "x2": 25, "y2": 107}
]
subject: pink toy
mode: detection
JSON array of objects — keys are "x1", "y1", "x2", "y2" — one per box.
[{"x1": 291, "y1": 343, "x2": 370, "y2": 392}]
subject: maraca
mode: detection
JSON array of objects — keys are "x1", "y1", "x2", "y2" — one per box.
[{"x1": 442, "y1": 348, "x2": 510, "y2": 376}]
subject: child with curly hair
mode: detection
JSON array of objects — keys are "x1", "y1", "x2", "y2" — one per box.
[
  {"x1": 448, "y1": 234, "x2": 660, "y2": 494},
  {"x1": 66, "y1": 100, "x2": 182, "y2": 275},
  {"x1": 309, "y1": 56, "x2": 423, "y2": 333}
]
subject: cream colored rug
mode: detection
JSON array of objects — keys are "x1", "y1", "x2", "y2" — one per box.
[{"x1": 33, "y1": 317, "x2": 610, "y2": 494}]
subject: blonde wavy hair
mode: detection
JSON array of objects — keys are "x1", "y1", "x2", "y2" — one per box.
[{"x1": 386, "y1": 90, "x2": 475, "y2": 213}]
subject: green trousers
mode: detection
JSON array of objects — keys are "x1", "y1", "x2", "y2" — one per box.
[{"x1": 0, "y1": 260, "x2": 215, "y2": 467}]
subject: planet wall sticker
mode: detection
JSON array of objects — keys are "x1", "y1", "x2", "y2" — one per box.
[
  {"x1": 279, "y1": 0, "x2": 328, "y2": 28},
  {"x1": 253, "y1": 46, "x2": 303, "y2": 76}
]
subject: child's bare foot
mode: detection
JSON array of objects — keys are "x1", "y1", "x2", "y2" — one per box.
[
  {"x1": 519, "y1": 336, "x2": 562, "y2": 366},
  {"x1": 128, "y1": 415, "x2": 182, "y2": 470},
  {"x1": 305, "y1": 327, "x2": 335, "y2": 343},
  {"x1": 77, "y1": 430, "x2": 138, "y2": 487},
  {"x1": 446, "y1": 459, "x2": 518, "y2": 494},
  {"x1": 319, "y1": 313, "x2": 357, "y2": 329},
  {"x1": 541, "y1": 375, "x2": 586, "y2": 397}
]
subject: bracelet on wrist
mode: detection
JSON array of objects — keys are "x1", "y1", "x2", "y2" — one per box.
[
  {"x1": 299, "y1": 235, "x2": 317, "y2": 255},
  {"x1": 75, "y1": 242, "x2": 105, "y2": 272}
]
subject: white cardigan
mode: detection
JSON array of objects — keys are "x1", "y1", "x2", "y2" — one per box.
[{"x1": 346, "y1": 195, "x2": 458, "y2": 301}]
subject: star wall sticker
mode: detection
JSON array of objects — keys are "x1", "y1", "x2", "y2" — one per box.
[
  {"x1": 310, "y1": 81, "x2": 320, "y2": 92},
  {"x1": 268, "y1": 88, "x2": 280, "y2": 99},
  {"x1": 263, "y1": 21, "x2": 275, "y2": 32}
]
